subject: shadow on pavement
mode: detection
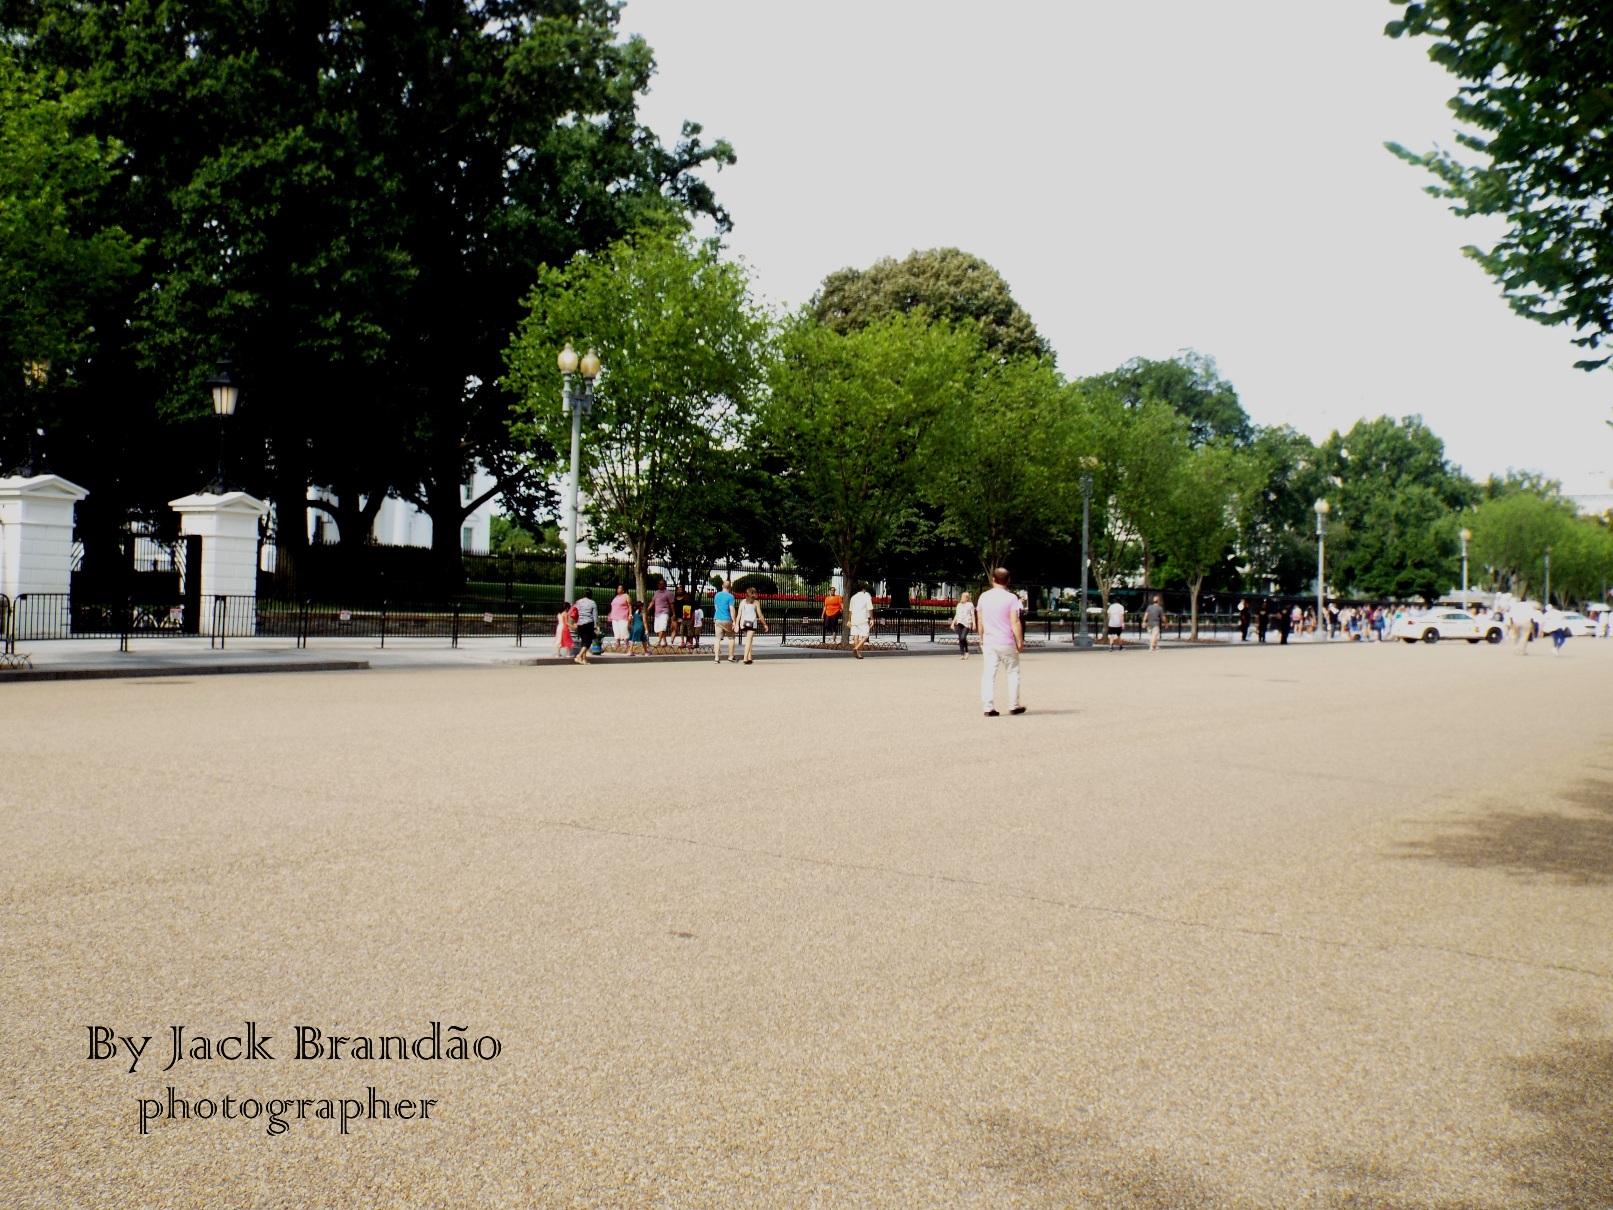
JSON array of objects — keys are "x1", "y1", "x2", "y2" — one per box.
[
  {"x1": 1499, "y1": 1013, "x2": 1613, "y2": 1209},
  {"x1": 1392, "y1": 772, "x2": 1613, "y2": 886}
]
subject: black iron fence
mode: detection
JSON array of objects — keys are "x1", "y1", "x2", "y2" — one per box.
[{"x1": 2, "y1": 593, "x2": 258, "y2": 653}]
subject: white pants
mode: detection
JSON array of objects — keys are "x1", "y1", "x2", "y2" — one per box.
[
  {"x1": 612, "y1": 619, "x2": 629, "y2": 644},
  {"x1": 981, "y1": 645, "x2": 1021, "y2": 711}
]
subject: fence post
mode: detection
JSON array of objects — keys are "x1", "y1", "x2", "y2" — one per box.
[
  {"x1": 298, "y1": 599, "x2": 309, "y2": 649},
  {"x1": 516, "y1": 602, "x2": 524, "y2": 648},
  {"x1": 782, "y1": 611, "x2": 788, "y2": 645},
  {"x1": 1, "y1": 594, "x2": 11, "y2": 656},
  {"x1": 211, "y1": 595, "x2": 227, "y2": 649},
  {"x1": 380, "y1": 600, "x2": 387, "y2": 649},
  {"x1": 120, "y1": 594, "x2": 131, "y2": 653},
  {"x1": 895, "y1": 612, "x2": 901, "y2": 644},
  {"x1": 451, "y1": 602, "x2": 460, "y2": 649}
]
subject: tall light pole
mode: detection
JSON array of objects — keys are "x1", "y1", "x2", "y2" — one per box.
[
  {"x1": 1543, "y1": 545, "x2": 1552, "y2": 607},
  {"x1": 1459, "y1": 527, "x2": 1471, "y2": 610},
  {"x1": 1077, "y1": 465, "x2": 1094, "y2": 648},
  {"x1": 1314, "y1": 498, "x2": 1330, "y2": 639},
  {"x1": 558, "y1": 343, "x2": 601, "y2": 603},
  {"x1": 204, "y1": 360, "x2": 239, "y2": 493}
]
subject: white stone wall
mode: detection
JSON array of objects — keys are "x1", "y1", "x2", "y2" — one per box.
[{"x1": 0, "y1": 475, "x2": 90, "y2": 600}]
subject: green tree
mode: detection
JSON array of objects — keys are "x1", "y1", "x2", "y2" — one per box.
[
  {"x1": 1087, "y1": 350, "x2": 1252, "y2": 446},
  {"x1": 1467, "y1": 485, "x2": 1594, "y2": 603},
  {"x1": 1386, "y1": 3, "x2": 1613, "y2": 370},
  {"x1": 1237, "y1": 426, "x2": 1324, "y2": 593},
  {"x1": 924, "y1": 351, "x2": 1070, "y2": 578},
  {"x1": 505, "y1": 233, "x2": 769, "y2": 599},
  {"x1": 1155, "y1": 444, "x2": 1253, "y2": 638},
  {"x1": 762, "y1": 313, "x2": 977, "y2": 615},
  {"x1": 1317, "y1": 416, "x2": 1474, "y2": 600},
  {"x1": 0, "y1": 46, "x2": 139, "y2": 469},
  {"x1": 810, "y1": 248, "x2": 1049, "y2": 359}
]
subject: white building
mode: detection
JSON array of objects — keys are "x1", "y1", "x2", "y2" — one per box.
[{"x1": 305, "y1": 467, "x2": 498, "y2": 552}]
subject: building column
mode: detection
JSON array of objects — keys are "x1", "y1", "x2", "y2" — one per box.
[
  {"x1": 169, "y1": 491, "x2": 269, "y2": 636},
  {"x1": 0, "y1": 474, "x2": 90, "y2": 610}
]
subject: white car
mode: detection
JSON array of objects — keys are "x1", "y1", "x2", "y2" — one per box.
[
  {"x1": 1391, "y1": 609, "x2": 1506, "y2": 645},
  {"x1": 1556, "y1": 611, "x2": 1596, "y2": 637}
]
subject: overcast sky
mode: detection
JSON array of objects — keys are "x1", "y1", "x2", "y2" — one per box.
[{"x1": 624, "y1": 0, "x2": 1613, "y2": 505}]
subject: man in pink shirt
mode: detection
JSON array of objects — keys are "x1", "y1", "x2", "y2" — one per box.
[
  {"x1": 608, "y1": 585, "x2": 632, "y2": 648},
  {"x1": 975, "y1": 567, "x2": 1025, "y2": 716}
]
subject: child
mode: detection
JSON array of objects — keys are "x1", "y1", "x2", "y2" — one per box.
[
  {"x1": 554, "y1": 602, "x2": 573, "y2": 659},
  {"x1": 691, "y1": 605, "x2": 704, "y2": 650},
  {"x1": 628, "y1": 600, "x2": 648, "y2": 656}
]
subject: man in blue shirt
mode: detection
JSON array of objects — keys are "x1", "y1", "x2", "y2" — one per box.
[{"x1": 712, "y1": 580, "x2": 738, "y2": 664}]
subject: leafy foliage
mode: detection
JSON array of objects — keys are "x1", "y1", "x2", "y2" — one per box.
[
  {"x1": 1085, "y1": 350, "x2": 1252, "y2": 446},
  {"x1": 810, "y1": 248, "x2": 1050, "y2": 360},
  {"x1": 1386, "y1": 2, "x2": 1613, "y2": 369}
]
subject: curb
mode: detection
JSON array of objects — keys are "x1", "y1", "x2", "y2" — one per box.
[{"x1": 0, "y1": 660, "x2": 371, "y2": 684}]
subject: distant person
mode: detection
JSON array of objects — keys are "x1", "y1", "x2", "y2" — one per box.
[
  {"x1": 554, "y1": 601, "x2": 574, "y2": 660},
  {"x1": 1507, "y1": 598, "x2": 1536, "y2": 655},
  {"x1": 1541, "y1": 605, "x2": 1571, "y2": 654},
  {"x1": 691, "y1": 603, "x2": 704, "y2": 650},
  {"x1": 712, "y1": 579, "x2": 738, "y2": 664},
  {"x1": 1328, "y1": 601, "x2": 1341, "y2": 639},
  {"x1": 1599, "y1": 609, "x2": 1612, "y2": 639},
  {"x1": 848, "y1": 582, "x2": 874, "y2": 659},
  {"x1": 628, "y1": 599, "x2": 648, "y2": 656},
  {"x1": 977, "y1": 567, "x2": 1026, "y2": 716},
  {"x1": 651, "y1": 579, "x2": 674, "y2": 650},
  {"x1": 1145, "y1": 594, "x2": 1165, "y2": 652},
  {"x1": 738, "y1": 587, "x2": 769, "y2": 664},
  {"x1": 572, "y1": 588, "x2": 597, "y2": 664},
  {"x1": 1237, "y1": 598, "x2": 1250, "y2": 642},
  {"x1": 1107, "y1": 599, "x2": 1126, "y2": 650},
  {"x1": 677, "y1": 589, "x2": 693, "y2": 648},
  {"x1": 821, "y1": 589, "x2": 843, "y2": 641},
  {"x1": 609, "y1": 584, "x2": 632, "y2": 648},
  {"x1": 951, "y1": 592, "x2": 976, "y2": 659},
  {"x1": 1277, "y1": 604, "x2": 1291, "y2": 645}
]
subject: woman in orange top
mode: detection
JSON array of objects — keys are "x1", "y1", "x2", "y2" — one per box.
[{"x1": 820, "y1": 591, "x2": 843, "y2": 641}]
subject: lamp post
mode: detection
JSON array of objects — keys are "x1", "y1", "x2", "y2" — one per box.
[
  {"x1": 558, "y1": 343, "x2": 601, "y2": 604},
  {"x1": 204, "y1": 361, "x2": 239, "y2": 493},
  {"x1": 1459, "y1": 527, "x2": 1471, "y2": 611},
  {"x1": 1543, "y1": 546, "x2": 1552, "y2": 607},
  {"x1": 1077, "y1": 458, "x2": 1096, "y2": 648},
  {"x1": 1314, "y1": 498, "x2": 1330, "y2": 639}
]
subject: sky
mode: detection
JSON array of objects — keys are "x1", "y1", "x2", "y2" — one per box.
[{"x1": 623, "y1": 0, "x2": 1613, "y2": 506}]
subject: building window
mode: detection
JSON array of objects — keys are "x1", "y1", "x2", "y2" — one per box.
[{"x1": 462, "y1": 526, "x2": 475, "y2": 552}]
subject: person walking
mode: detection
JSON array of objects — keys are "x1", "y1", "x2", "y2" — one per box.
[
  {"x1": 651, "y1": 578, "x2": 674, "y2": 650},
  {"x1": 738, "y1": 587, "x2": 769, "y2": 664},
  {"x1": 1256, "y1": 601, "x2": 1269, "y2": 643},
  {"x1": 848, "y1": 582, "x2": 874, "y2": 658},
  {"x1": 1145, "y1": 594, "x2": 1165, "y2": 652},
  {"x1": 1541, "y1": 604, "x2": 1572, "y2": 654},
  {"x1": 608, "y1": 584, "x2": 632, "y2": 649},
  {"x1": 821, "y1": 589, "x2": 843, "y2": 642},
  {"x1": 554, "y1": 601, "x2": 574, "y2": 660},
  {"x1": 1507, "y1": 598, "x2": 1536, "y2": 655},
  {"x1": 977, "y1": 567, "x2": 1025, "y2": 716},
  {"x1": 1106, "y1": 598, "x2": 1125, "y2": 650},
  {"x1": 711, "y1": 579, "x2": 738, "y2": 663},
  {"x1": 1237, "y1": 598, "x2": 1250, "y2": 642},
  {"x1": 951, "y1": 592, "x2": 976, "y2": 659},
  {"x1": 628, "y1": 599, "x2": 648, "y2": 656},
  {"x1": 572, "y1": 588, "x2": 597, "y2": 664},
  {"x1": 1277, "y1": 603, "x2": 1291, "y2": 645}
]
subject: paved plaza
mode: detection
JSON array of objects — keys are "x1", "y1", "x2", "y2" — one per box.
[{"x1": 3, "y1": 639, "x2": 1611, "y2": 1207}]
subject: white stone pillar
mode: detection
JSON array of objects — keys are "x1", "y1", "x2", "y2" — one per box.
[
  {"x1": 169, "y1": 491, "x2": 268, "y2": 635},
  {"x1": 0, "y1": 474, "x2": 90, "y2": 600}
]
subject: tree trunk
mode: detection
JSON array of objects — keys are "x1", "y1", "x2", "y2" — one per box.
[
  {"x1": 630, "y1": 535, "x2": 651, "y2": 601},
  {"x1": 1190, "y1": 573, "x2": 1204, "y2": 640},
  {"x1": 425, "y1": 477, "x2": 467, "y2": 594}
]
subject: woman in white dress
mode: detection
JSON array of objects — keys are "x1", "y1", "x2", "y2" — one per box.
[{"x1": 951, "y1": 592, "x2": 975, "y2": 659}]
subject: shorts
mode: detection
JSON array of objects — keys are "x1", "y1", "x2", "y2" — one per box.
[
  {"x1": 576, "y1": 622, "x2": 596, "y2": 648},
  {"x1": 715, "y1": 620, "x2": 736, "y2": 638},
  {"x1": 741, "y1": 621, "x2": 757, "y2": 633},
  {"x1": 612, "y1": 619, "x2": 629, "y2": 643},
  {"x1": 850, "y1": 623, "x2": 870, "y2": 639},
  {"x1": 654, "y1": 613, "x2": 668, "y2": 634},
  {"x1": 1107, "y1": 626, "x2": 1123, "y2": 636}
]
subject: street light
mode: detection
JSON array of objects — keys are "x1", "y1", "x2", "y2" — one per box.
[
  {"x1": 1544, "y1": 545, "x2": 1552, "y2": 607},
  {"x1": 204, "y1": 360, "x2": 239, "y2": 493},
  {"x1": 1314, "y1": 498, "x2": 1330, "y2": 639},
  {"x1": 558, "y1": 343, "x2": 601, "y2": 603},
  {"x1": 1459, "y1": 527, "x2": 1472, "y2": 611},
  {"x1": 1077, "y1": 457, "x2": 1096, "y2": 648}
]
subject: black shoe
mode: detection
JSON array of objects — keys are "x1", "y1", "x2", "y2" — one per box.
[
  {"x1": 984, "y1": 709, "x2": 1000, "y2": 717},
  {"x1": 1009, "y1": 706, "x2": 1027, "y2": 715}
]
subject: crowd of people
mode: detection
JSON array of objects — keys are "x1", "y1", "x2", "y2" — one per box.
[{"x1": 553, "y1": 579, "x2": 780, "y2": 665}]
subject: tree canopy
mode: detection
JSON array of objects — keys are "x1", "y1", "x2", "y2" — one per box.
[
  {"x1": 1387, "y1": 2, "x2": 1613, "y2": 369},
  {"x1": 809, "y1": 248, "x2": 1050, "y2": 360}
]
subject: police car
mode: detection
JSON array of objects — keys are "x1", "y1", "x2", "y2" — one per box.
[{"x1": 1390, "y1": 608, "x2": 1505, "y2": 644}]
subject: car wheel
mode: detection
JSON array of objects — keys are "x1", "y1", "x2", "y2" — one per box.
[
  {"x1": 1485, "y1": 629, "x2": 1502, "y2": 644},
  {"x1": 1422, "y1": 629, "x2": 1439, "y2": 644}
]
